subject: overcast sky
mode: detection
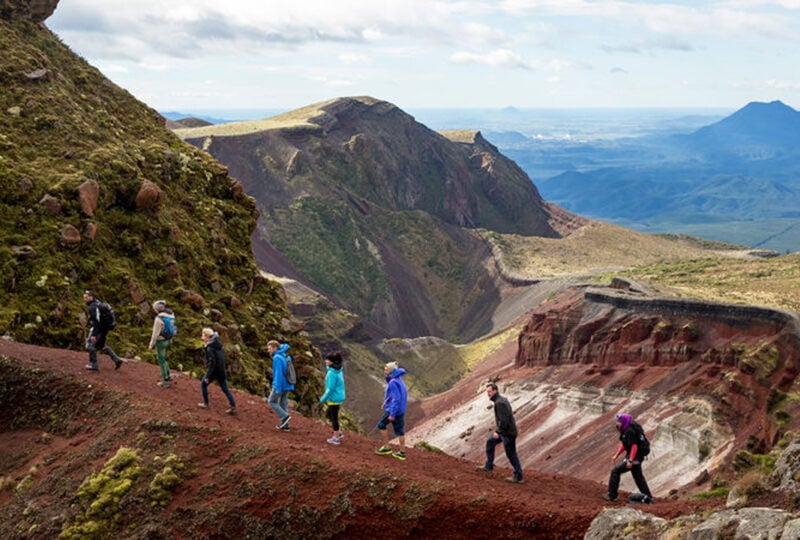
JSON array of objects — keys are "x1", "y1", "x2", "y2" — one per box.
[{"x1": 47, "y1": 0, "x2": 800, "y2": 113}]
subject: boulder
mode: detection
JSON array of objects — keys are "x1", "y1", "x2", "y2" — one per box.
[
  {"x1": 39, "y1": 194, "x2": 61, "y2": 215},
  {"x1": 77, "y1": 179, "x2": 100, "y2": 217},
  {"x1": 768, "y1": 440, "x2": 800, "y2": 489},
  {"x1": 59, "y1": 224, "x2": 81, "y2": 245},
  {"x1": 584, "y1": 508, "x2": 666, "y2": 540},
  {"x1": 135, "y1": 180, "x2": 164, "y2": 212},
  {"x1": 82, "y1": 222, "x2": 97, "y2": 241}
]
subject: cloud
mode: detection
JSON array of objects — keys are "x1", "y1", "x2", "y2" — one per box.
[
  {"x1": 610, "y1": 66, "x2": 628, "y2": 75},
  {"x1": 449, "y1": 49, "x2": 534, "y2": 70},
  {"x1": 601, "y1": 36, "x2": 695, "y2": 54}
]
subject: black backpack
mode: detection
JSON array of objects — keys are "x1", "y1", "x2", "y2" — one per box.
[
  {"x1": 98, "y1": 302, "x2": 116, "y2": 330},
  {"x1": 630, "y1": 421, "x2": 650, "y2": 458}
]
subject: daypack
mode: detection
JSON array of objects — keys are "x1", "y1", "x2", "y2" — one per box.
[
  {"x1": 630, "y1": 421, "x2": 650, "y2": 458},
  {"x1": 98, "y1": 302, "x2": 116, "y2": 330},
  {"x1": 160, "y1": 314, "x2": 177, "y2": 339},
  {"x1": 284, "y1": 355, "x2": 297, "y2": 385}
]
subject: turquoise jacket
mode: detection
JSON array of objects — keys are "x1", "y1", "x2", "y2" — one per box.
[{"x1": 319, "y1": 365, "x2": 345, "y2": 404}]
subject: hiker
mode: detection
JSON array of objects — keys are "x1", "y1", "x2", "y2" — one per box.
[
  {"x1": 148, "y1": 300, "x2": 175, "y2": 388},
  {"x1": 267, "y1": 340, "x2": 294, "y2": 431},
  {"x1": 319, "y1": 351, "x2": 346, "y2": 445},
  {"x1": 197, "y1": 328, "x2": 236, "y2": 415},
  {"x1": 604, "y1": 413, "x2": 654, "y2": 503},
  {"x1": 83, "y1": 290, "x2": 123, "y2": 371},
  {"x1": 374, "y1": 361, "x2": 408, "y2": 461},
  {"x1": 476, "y1": 383, "x2": 524, "y2": 484}
]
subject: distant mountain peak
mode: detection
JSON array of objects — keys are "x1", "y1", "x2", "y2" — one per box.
[{"x1": 690, "y1": 99, "x2": 800, "y2": 147}]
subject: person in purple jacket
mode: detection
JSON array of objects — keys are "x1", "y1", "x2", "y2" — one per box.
[{"x1": 374, "y1": 362, "x2": 408, "y2": 461}]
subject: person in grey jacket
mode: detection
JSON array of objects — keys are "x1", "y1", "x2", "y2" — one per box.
[
  {"x1": 197, "y1": 328, "x2": 236, "y2": 415},
  {"x1": 476, "y1": 383, "x2": 524, "y2": 484}
]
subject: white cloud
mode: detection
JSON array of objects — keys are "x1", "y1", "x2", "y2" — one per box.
[
  {"x1": 449, "y1": 49, "x2": 534, "y2": 70},
  {"x1": 338, "y1": 52, "x2": 371, "y2": 65}
]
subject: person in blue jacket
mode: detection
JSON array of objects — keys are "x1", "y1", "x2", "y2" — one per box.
[
  {"x1": 268, "y1": 340, "x2": 294, "y2": 431},
  {"x1": 319, "y1": 351, "x2": 346, "y2": 445},
  {"x1": 374, "y1": 362, "x2": 408, "y2": 460}
]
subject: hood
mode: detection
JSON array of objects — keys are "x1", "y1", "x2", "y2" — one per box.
[
  {"x1": 616, "y1": 413, "x2": 632, "y2": 432},
  {"x1": 385, "y1": 367, "x2": 406, "y2": 382},
  {"x1": 278, "y1": 343, "x2": 290, "y2": 355}
]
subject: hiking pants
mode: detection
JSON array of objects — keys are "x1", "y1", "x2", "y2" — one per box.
[
  {"x1": 485, "y1": 434, "x2": 524, "y2": 482},
  {"x1": 86, "y1": 331, "x2": 121, "y2": 366},
  {"x1": 608, "y1": 460, "x2": 652, "y2": 499},
  {"x1": 155, "y1": 339, "x2": 171, "y2": 380},
  {"x1": 202, "y1": 377, "x2": 236, "y2": 408}
]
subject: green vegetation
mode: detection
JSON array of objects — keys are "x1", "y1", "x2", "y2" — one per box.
[
  {"x1": 148, "y1": 454, "x2": 187, "y2": 507},
  {"x1": 692, "y1": 487, "x2": 730, "y2": 500},
  {"x1": 0, "y1": 15, "x2": 321, "y2": 406},
  {"x1": 61, "y1": 447, "x2": 143, "y2": 539}
]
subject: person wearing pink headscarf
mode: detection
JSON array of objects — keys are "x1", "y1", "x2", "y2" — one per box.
[{"x1": 603, "y1": 413, "x2": 653, "y2": 503}]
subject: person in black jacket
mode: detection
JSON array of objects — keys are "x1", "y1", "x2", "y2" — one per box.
[
  {"x1": 198, "y1": 328, "x2": 236, "y2": 415},
  {"x1": 604, "y1": 413, "x2": 654, "y2": 503},
  {"x1": 83, "y1": 290, "x2": 123, "y2": 371},
  {"x1": 476, "y1": 383, "x2": 524, "y2": 484}
]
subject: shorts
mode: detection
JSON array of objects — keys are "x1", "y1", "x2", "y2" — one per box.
[{"x1": 376, "y1": 411, "x2": 405, "y2": 436}]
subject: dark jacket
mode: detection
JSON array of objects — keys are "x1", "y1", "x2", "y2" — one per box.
[
  {"x1": 491, "y1": 393, "x2": 518, "y2": 438},
  {"x1": 203, "y1": 334, "x2": 227, "y2": 382},
  {"x1": 86, "y1": 298, "x2": 101, "y2": 335}
]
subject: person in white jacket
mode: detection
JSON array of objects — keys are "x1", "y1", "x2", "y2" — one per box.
[{"x1": 149, "y1": 300, "x2": 176, "y2": 387}]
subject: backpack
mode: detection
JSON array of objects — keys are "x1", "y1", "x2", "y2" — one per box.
[
  {"x1": 630, "y1": 421, "x2": 650, "y2": 458},
  {"x1": 98, "y1": 302, "x2": 116, "y2": 330},
  {"x1": 284, "y1": 355, "x2": 297, "y2": 385},
  {"x1": 160, "y1": 314, "x2": 177, "y2": 339}
]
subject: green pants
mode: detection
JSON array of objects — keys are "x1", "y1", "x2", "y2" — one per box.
[{"x1": 155, "y1": 339, "x2": 172, "y2": 380}]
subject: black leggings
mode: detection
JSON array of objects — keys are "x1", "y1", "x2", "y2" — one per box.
[{"x1": 326, "y1": 404, "x2": 340, "y2": 431}]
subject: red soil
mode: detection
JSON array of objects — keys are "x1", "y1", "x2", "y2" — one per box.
[{"x1": 0, "y1": 339, "x2": 723, "y2": 539}]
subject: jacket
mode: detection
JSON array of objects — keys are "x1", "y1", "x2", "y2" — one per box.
[
  {"x1": 319, "y1": 365, "x2": 346, "y2": 404},
  {"x1": 148, "y1": 311, "x2": 175, "y2": 349},
  {"x1": 382, "y1": 368, "x2": 407, "y2": 418},
  {"x1": 203, "y1": 334, "x2": 227, "y2": 382},
  {"x1": 491, "y1": 393, "x2": 518, "y2": 438},
  {"x1": 271, "y1": 343, "x2": 295, "y2": 393},
  {"x1": 86, "y1": 298, "x2": 103, "y2": 336}
]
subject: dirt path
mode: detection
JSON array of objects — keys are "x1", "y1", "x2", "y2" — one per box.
[{"x1": 0, "y1": 339, "x2": 722, "y2": 539}]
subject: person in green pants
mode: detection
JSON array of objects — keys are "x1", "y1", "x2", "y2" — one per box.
[{"x1": 149, "y1": 300, "x2": 176, "y2": 387}]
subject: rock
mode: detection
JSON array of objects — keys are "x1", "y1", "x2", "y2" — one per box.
[
  {"x1": 735, "y1": 508, "x2": 789, "y2": 539},
  {"x1": 77, "y1": 179, "x2": 100, "y2": 217},
  {"x1": 59, "y1": 224, "x2": 81, "y2": 245},
  {"x1": 135, "y1": 180, "x2": 164, "y2": 212},
  {"x1": 281, "y1": 317, "x2": 305, "y2": 334},
  {"x1": 27, "y1": 0, "x2": 60, "y2": 22},
  {"x1": 12, "y1": 245, "x2": 36, "y2": 259},
  {"x1": 128, "y1": 279, "x2": 146, "y2": 305},
  {"x1": 179, "y1": 290, "x2": 204, "y2": 309},
  {"x1": 7, "y1": 106, "x2": 22, "y2": 117},
  {"x1": 18, "y1": 178, "x2": 34, "y2": 192},
  {"x1": 584, "y1": 508, "x2": 666, "y2": 540},
  {"x1": 82, "y1": 222, "x2": 97, "y2": 241},
  {"x1": 39, "y1": 194, "x2": 61, "y2": 215},
  {"x1": 24, "y1": 68, "x2": 51, "y2": 81},
  {"x1": 768, "y1": 441, "x2": 800, "y2": 489},
  {"x1": 230, "y1": 180, "x2": 244, "y2": 198},
  {"x1": 166, "y1": 261, "x2": 180, "y2": 281},
  {"x1": 783, "y1": 518, "x2": 800, "y2": 540}
]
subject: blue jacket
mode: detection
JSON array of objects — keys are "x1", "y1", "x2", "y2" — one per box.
[
  {"x1": 271, "y1": 343, "x2": 295, "y2": 393},
  {"x1": 319, "y1": 365, "x2": 345, "y2": 404},
  {"x1": 382, "y1": 368, "x2": 407, "y2": 417}
]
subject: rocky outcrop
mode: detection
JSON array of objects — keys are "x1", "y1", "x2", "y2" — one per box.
[
  {"x1": 516, "y1": 282, "x2": 800, "y2": 369},
  {"x1": 1, "y1": 0, "x2": 59, "y2": 22}
]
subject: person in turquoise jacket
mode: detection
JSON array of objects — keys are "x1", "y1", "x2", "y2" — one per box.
[
  {"x1": 319, "y1": 351, "x2": 346, "y2": 445},
  {"x1": 268, "y1": 340, "x2": 294, "y2": 431}
]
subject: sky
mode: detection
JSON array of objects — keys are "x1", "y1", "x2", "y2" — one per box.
[{"x1": 46, "y1": 0, "x2": 800, "y2": 113}]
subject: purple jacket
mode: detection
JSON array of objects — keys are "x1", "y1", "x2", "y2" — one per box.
[{"x1": 382, "y1": 368, "x2": 407, "y2": 417}]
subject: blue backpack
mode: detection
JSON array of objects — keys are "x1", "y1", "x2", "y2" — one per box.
[{"x1": 160, "y1": 313, "x2": 177, "y2": 339}]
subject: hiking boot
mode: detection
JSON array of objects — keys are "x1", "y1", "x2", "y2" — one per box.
[
  {"x1": 505, "y1": 477, "x2": 524, "y2": 484},
  {"x1": 156, "y1": 381, "x2": 170, "y2": 388},
  {"x1": 225, "y1": 408, "x2": 236, "y2": 415},
  {"x1": 326, "y1": 437, "x2": 341, "y2": 445},
  {"x1": 475, "y1": 465, "x2": 493, "y2": 473},
  {"x1": 602, "y1": 493, "x2": 617, "y2": 502},
  {"x1": 114, "y1": 359, "x2": 123, "y2": 370},
  {"x1": 375, "y1": 446, "x2": 393, "y2": 455},
  {"x1": 85, "y1": 364, "x2": 99, "y2": 371},
  {"x1": 280, "y1": 425, "x2": 290, "y2": 431},
  {"x1": 392, "y1": 451, "x2": 407, "y2": 461},
  {"x1": 197, "y1": 403, "x2": 209, "y2": 410},
  {"x1": 338, "y1": 431, "x2": 344, "y2": 440},
  {"x1": 278, "y1": 415, "x2": 291, "y2": 429},
  {"x1": 642, "y1": 495, "x2": 654, "y2": 504}
]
